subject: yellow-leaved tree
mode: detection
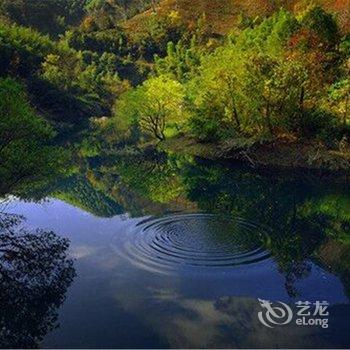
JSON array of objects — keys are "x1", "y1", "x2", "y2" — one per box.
[{"x1": 114, "y1": 75, "x2": 186, "y2": 140}]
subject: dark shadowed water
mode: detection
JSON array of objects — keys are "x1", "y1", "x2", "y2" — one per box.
[{"x1": 2, "y1": 154, "x2": 350, "y2": 348}]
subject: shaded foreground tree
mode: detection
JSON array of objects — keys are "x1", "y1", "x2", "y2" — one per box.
[
  {"x1": 0, "y1": 78, "x2": 69, "y2": 197},
  {"x1": 0, "y1": 212, "x2": 75, "y2": 348}
]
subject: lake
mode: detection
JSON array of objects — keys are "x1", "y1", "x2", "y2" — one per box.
[{"x1": 1, "y1": 152, "x2": 350, "y2": 348}]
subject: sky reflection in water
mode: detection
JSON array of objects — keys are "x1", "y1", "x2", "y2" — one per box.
[{"x1": 2, "y1": 157, "x2": 350, "y2": 348}]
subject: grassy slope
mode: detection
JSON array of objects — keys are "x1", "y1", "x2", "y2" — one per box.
[{"x1": 123, "y1": 0, "x2": 350, "y2": 35}]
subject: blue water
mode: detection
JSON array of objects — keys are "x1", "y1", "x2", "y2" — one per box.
[{"x1": 5, "y1": 192, "x2": 350, "y2": 348}]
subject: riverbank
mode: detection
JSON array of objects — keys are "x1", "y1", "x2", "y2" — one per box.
[{"x1": 160, "y1": 135, "x2": 350, "y2": 175}]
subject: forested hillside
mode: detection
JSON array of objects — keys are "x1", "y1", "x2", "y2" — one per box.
[
  {"x1": 124, "y1": 0, "x2": 350, "y2": 35},
  {"x1": 0, "y1": 0, "x2": 349, "y2": 173}
]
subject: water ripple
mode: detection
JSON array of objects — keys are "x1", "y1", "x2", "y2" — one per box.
[{"x1": 116, "y1": 213, "x2": 271, "y2": 274}]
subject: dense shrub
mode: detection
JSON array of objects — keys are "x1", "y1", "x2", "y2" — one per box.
[{"x1": 292, "y1": 109, "x2": 340, "y2": 143}]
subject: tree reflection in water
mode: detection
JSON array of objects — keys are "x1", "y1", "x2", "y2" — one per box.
[
  {"x1": 88, "y1": 152, "x2": 349, "y2": 298},
  {"x1": 0, "y1": 211, "x2": 75, "y2": 348}
]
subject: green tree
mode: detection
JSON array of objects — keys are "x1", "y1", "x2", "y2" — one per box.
[
  {"x1": 114, "y1": 75, "x2": 185, "y2": 140},
  {"x1": 154, "y1": 39, "x2": 202, "y2": 82},
  {"x1": 0, "y1": 21, "x2": 54, "y2": 77},
  {"x1": 329, "y1": 78, "x2": 350, "y2": 127},
  {"x1": 42, "y1": 52, "x2": 82, "y2": 91},
  {"x1": 0, "y1": 0, "x2": 86, "y2": 36},
  {"x1": 301, "y1": 6, "x2": 339, "y2": 49},
  {"x1": 184, "y1": 8, "x2": 343, "y2": 144},
  {"x1": 188, "y1": 45, "x2": 245, "y2": 134},
  {"x1": 0, "y1": 78, "x2": 68, "y2": 197},
  {"x1": 42, "y1": 49, "x2": 128, "y2": 112}
]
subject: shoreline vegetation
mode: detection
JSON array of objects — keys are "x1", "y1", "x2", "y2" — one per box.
[
  {"x1": 0, "y1": 0, "x2": 349, "y2": 179},
  {"x1": 160, "y1": 135, "x2": 350, "y2": 174}
]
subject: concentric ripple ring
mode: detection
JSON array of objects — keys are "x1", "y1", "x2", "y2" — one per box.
[{"x1": 116, "y1": 213, "x2": 271, "y2": 274}]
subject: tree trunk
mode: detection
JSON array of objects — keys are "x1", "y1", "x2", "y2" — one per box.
[
  {"x1": 155, "y1": 130, "x2": 165, "y2": 141},
  {"x1": 344, "y1": 92, "x2": 349, "y2": 127},
  {"x1": 265, "y1": 100, "x2": 273, "y2": 135},
  {"x1": 151, "y1": 0, "x2": 157, "y2": 13},
  {"x1": 233, "y1": 106, "x2": 241, "y2": 131},
  {"x1": 299, "y1": 86, "x2": 305, "y2": 114}
]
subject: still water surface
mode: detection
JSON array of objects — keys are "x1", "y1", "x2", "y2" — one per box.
[{"x1": 3, "y1": 154, "x2": 350, "y2": 348}]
